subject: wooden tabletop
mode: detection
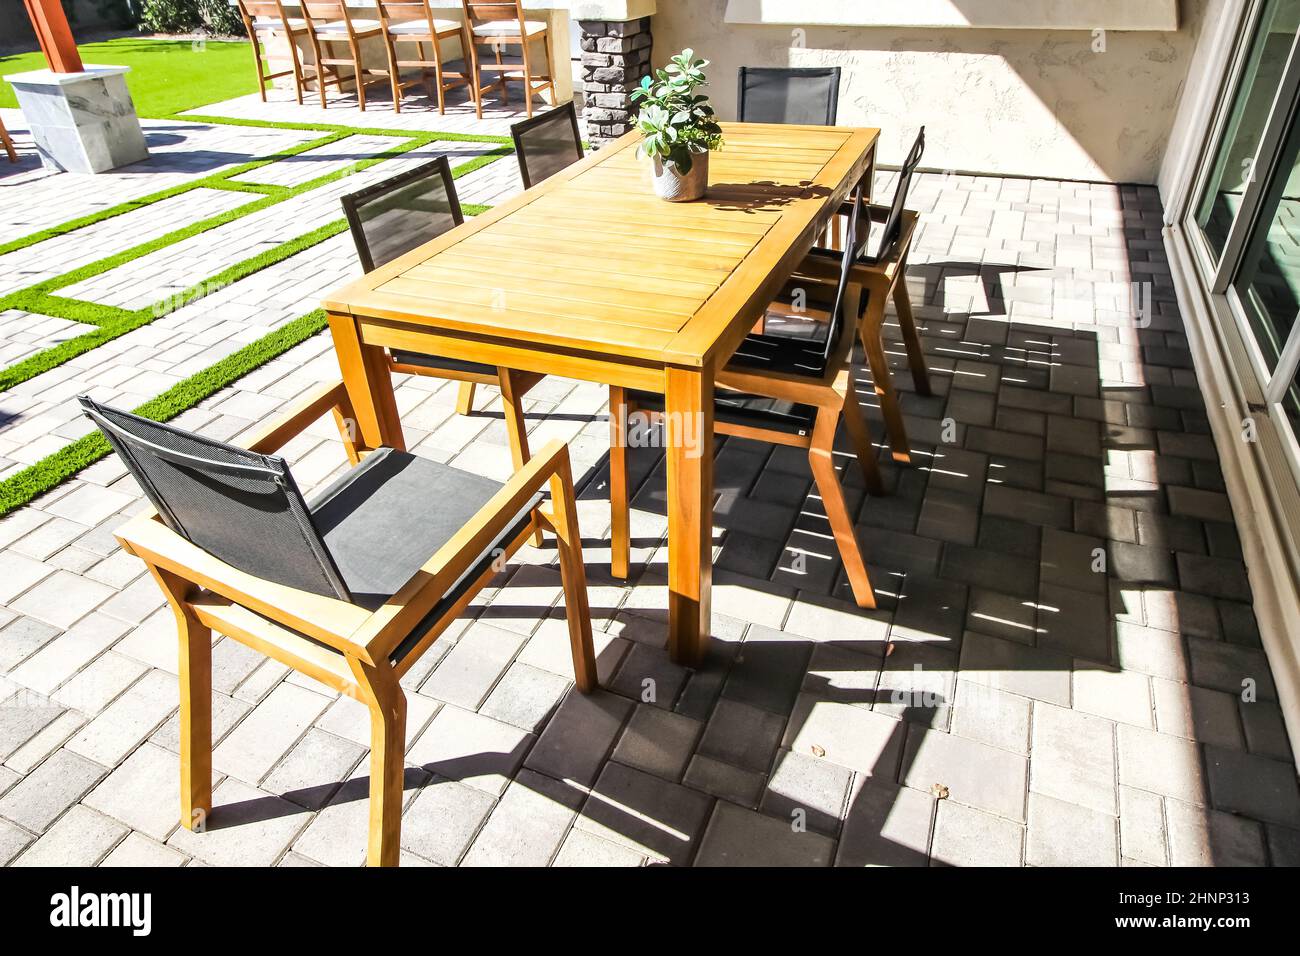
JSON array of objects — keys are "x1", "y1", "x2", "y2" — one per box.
[{"x1": 322, "y1": 121, "x2": 880, "y2": 375}]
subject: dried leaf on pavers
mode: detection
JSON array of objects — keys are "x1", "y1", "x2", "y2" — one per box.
[
  {"x1": 810, "y1": 744, "x2": 826, "y2": 758},
  {"x1": 931, "y1": 783, "x2": 949, "y2": 799}
]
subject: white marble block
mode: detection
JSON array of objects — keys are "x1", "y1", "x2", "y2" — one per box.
[{"x1": 5, "y1": 65, "x2": 149, "y2": 174}]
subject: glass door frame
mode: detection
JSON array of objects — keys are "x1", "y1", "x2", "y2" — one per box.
[{"x1": 1186, "y1": 0, "x2": 1300, "y2": 440}]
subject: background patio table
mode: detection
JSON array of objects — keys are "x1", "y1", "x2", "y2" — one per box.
[{"x1": 322, "y1": 120, "x2": 880, "y2": 665}]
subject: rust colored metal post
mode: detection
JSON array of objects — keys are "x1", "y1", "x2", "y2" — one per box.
[{"x1": 23, "y1": 0, "x2": 84, "y2": 73}]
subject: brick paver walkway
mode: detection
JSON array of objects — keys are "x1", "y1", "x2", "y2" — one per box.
[{"x1": 0, "y1": 87, "x2": 1297, "y2": 867}]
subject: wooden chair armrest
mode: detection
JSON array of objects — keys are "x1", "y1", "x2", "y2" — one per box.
[
  {"x1": 235, "y1": 379, "x2": 359, "y2": 456},
  {"x1": 114, "y1": 511, "x2": 375, "y2": 661},
  {"x1": 355, "y1": 439, "x2": 573, "y2": 658}
]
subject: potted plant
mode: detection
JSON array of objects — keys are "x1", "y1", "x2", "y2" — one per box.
[{"x1": 632, "y1": 49, "x2": 724, "y2": 202}]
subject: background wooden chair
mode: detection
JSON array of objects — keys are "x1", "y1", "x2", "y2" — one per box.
[
  {"x1": 80, "y1": 391, "x2": 594, "y2": 868},
  {"x1": 801, "y1": 128, "x2": 931, "y2": 465},
  {"x1": 609, "y1": 196, "x2": 886, "y2": 607},
  {"x1": 460, "y1": 0, "x2": 556, "y2": 119},
  {"x1": 0, "y1": 114, "x2": 16, "y2": 163},
  {"x1": 377, "y1": 0, "x2": 470, "y2": 114},
  {"x1": 510, "y1": 101, "x2": 583, "y2": 189},
  {"x1": 340, "y1": 157, "x2": 544, "y2": 490},
  {"x1": 301, "y1": 0, "x2": 393, "y2": 110},
  {"x1": 235, "y1": 0, "x2": 312, "y2": 105},
  {"x1": 736, "y1": 66, "x2": 842, "y2": 126}
]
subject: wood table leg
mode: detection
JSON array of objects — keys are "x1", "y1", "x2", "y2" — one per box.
[
  {"x1": 664, "y1": 365, "x2": 713, "y2": 667},
  {"x1": 327, "y1": 311, "x2": 405, "y2": 452}
]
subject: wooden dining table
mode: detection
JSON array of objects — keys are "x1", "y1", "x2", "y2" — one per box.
[{"x1": 321, "y1": 120, "x2": 880, "y2": 667}]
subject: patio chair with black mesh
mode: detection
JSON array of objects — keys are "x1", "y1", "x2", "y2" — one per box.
[
  {"x1": 608, "y1": 190, "x2": 886, "y2": 607},
  {"x1": 799, "y1": 127, "x2": 931, "y2": 464},
  {"x1": 80, "y1": 385, "x2": 595, "y2": 867}
]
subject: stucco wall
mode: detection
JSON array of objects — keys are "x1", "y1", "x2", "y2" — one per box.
[{"x1": 649, "y1": 0, "x2": 1210, "y2": 184}]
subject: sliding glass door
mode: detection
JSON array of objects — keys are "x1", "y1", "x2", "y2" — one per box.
[{"x1": 1189, "y1": 0, "x2": 1300, "y2": 475}]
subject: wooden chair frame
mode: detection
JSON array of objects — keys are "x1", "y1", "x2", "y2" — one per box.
[
  {"x1": 460, "y1": 0, "x2": 556, "y2": 119},
  {"x1": 0, "y1": 113, "x2": 16, "y2": 163},
  {"x1": 377, "y1": 0, "x2": 471, "y2": 114},
  {"x1": 301, "y1": 0, "x2": 393, "y2": 111},
  {"x1": 801, "y1": 207, "x2": 929, "y2": 465},
  {"x1": 112, "y1": 379, "x2": 595, "y2": 867},
  {"x1": 609, "y1": 280, "x2": 885, "y2": 608},
  {"x1": 235, "y1": 0, "x2": 313, "y2": 105}
]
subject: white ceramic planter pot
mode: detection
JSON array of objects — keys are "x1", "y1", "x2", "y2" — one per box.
[{"x1": 651, "y1": 152, "x2": 710, "y2": 202}]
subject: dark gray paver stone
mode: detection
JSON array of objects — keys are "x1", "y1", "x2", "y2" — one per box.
[
  {"x1": 695, "y1": 801, "x2": 835, "y2": 866},
  {"x1": 1204, "y1": 745, "x2": 1300, "y2": 828},
  {"x1": 576, "y1": 761, "x2": 713, "y2": 865},
  {"x1": 523, "y1": 688, "x2": 632, "y2": 788},
  {"x1": 835, "y1": 777, "x2": 933, "y2": 867},
  {"x1": 697, "y1": 698, "x2": 785, "y2": 774}
]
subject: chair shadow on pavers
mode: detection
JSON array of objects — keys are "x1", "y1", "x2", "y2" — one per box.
[{"x1": 911, "y1": 260, "x2": 1051, "y2": 321}]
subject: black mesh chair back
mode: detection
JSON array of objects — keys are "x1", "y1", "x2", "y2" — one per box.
[
  {"x1": 815, "y1": 184, "x2": 864, "y2": 363},
  {"x1": 865, "y1": 126, "x2": 925, "y2": 262},
  {"x1": 511, "y1": 102, "x2": 584, "y2": 189},
  {"x1": 737, "y1": 66, "x2": 841, "y2": 126},
  {"x1": 341, "y1": 156, "x2": 464, "y2": 273},
  {"x1": 79, "y1": 397, "x2": 350, "y2": 601}
]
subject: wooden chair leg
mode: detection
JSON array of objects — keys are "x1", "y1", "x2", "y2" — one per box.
[
  {"x1": 542, "y1": 29, "x2": 557, "y2": 106},
  {"x1": 149, "y1": 566, "x2": 212, "y2": 831},
  {"x1": 892, "y1": 279, "x2": 931, "y2": 396},
  {"x1": 351, "y1": 38, "x2": 368, "y2": 111},
  {"x1": 469, "y1": 40, "x2": 484, "y2": 119},
  {"x1": 500, "y1": 370, "x2": 542, "y2": 546},
  {"x1": 840, "y1": 377, "x2": 885, "y2": 495},
  {"x1": 521, "y1": 35, "x2": 534, "y2": 118},
  {"x1": 251, "y1": 35, "x2": 269, "y2": 102},
  {"x1": 494, "y1": 41, "x2": 508, "y2": 105},
  {"x1": 547, "y1": 451, "x2": 598, "y2": 692},
  {"x1": 313, "y1": 39, "x2": 330, "y2": 108},
  {"x1": 456, "y1": 381, "x2": 477, "y2": 415},
  {"x1": 808, "y1": 409, "x2": 876, "y2": 609},
  {"x1": 429, "y1": 39, "x2": 446, "y2": 114},
  {"x1": 860, "y1": 292, "x2": 911, "y2": 464},
  {"x1": 384, "y1": 38, "x2": 402, "y2": 113},
  {"x1": 608, "y1": 385, "x2": 630, "y2": 580},
  {"x1": 286, "y1": 31, "x2": 307, "y2": 105},
  {"x1": 349, "y1": 658, "x2": 406, "y2": 868}
]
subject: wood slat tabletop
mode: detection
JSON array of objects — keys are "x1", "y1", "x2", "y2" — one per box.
[{"x1": 322, "y1": 121, "x2": 880, "y2": 372}]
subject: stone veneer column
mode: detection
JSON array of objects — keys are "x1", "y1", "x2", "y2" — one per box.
[{"x1": 579, "y1": 17, "x2": 653, "y2": 148}]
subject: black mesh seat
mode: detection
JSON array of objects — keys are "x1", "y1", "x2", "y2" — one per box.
[
  {"x1": 726, "y1": 332, "x2": 834, "y2": 377},
  {"x1": 737, "y1": 66, "x2": 841, "y2": 126},
  {"x1": 623, "y1": 194, "x2": 864, "y2": 441},
  {"x1": 510, "y1": 101, "x2": 584, "y2": 188},
  {"x1": 626, "y1": 388, "x2": 818, "y2": 438},
  {"x1": 309, "y1": 446, "x2": 540, "y2": 661},
  {"x1": 388, "y1": 349, "x2": 499, "y2": 377},
  {"x1": 79, "y1": 398, "x2": 536, "y2": 666}
]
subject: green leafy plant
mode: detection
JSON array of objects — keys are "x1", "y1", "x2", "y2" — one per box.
[{"x1": 632, "y1": 49, "x2": 723, "y2": 175}]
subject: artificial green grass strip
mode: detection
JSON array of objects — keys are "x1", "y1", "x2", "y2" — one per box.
[{"x1": 0, "y1": 309, "x2": 330, "y2": 518}]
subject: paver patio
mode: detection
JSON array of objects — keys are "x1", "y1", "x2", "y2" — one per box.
[{"x1": 0, "y1": 85, "x2": 1298, "y2": 867}]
